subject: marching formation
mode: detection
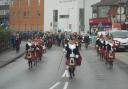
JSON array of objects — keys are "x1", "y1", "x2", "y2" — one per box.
[
  {"x1": 63, "y1": 33, "x2": 83, "y2": 79},
  {"x1": 95, "y1": 34, "x2": 117, "y2": 68},
  {"x1": 24, "y1": 31, "x2": 118, "y2": 80},
  {"x1": 25, "y1": 36, "x2": 45, "y2": 69},
  {"x1": 24, "y1": 32, "x2": 86, "y2": 77},
  {"x1": 24, "y1": 31, "x2": 117, "y2": 78}
]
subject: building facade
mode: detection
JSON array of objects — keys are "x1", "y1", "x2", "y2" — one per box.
[
  {"x1": 9, "y1": 0, "x2": 44, "y2": 32},
  {"x1": 44, "y1": 0, "x2": 100, "y2": 33},
  {"x1": 0, "y1": 0, "x2": 11, "y2": 28},
  {"x1": 44, "y1": 0, "x2": 79, "y2": 33},
  {"x1": 90, "y1": 0, "x2": 128, "y2": 31}
]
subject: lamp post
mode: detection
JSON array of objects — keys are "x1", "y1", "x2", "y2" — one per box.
[
  {"x1": 118, "y1": 0, "x2": 123, "y2": 29},
  {"x1": 126, "y1": 1, "x2": 128, "y2": 30},
  {"x1": 67, "y1": 8, "x2": 73, "y2": 32},
  {"x1": 83, "y1": 0, "x2": 85, "y2": 33},
  {"x1": 118, "y1": 0, "x2": 126, "y2": 30},
  {"x1": 120, "y1": 0, "x2": 122, "y2": 25}
]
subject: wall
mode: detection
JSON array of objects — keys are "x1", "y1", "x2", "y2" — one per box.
[
  {"x1": 58, "y1": 1, "x2": 79, "y2": 32},
  {"x1": 44, "y1": 0, "x2": 79, "y2": 32},
  {"x1": 9, "y1": 0, "x2": 44, "y2": 32},
  {"x1": 44, "y1": 0, "x2": 101, "y2": 33}
]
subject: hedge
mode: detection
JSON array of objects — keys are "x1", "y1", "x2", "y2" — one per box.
[{"x1": 0, "y1": 26, "x2": 14, "y2": 52}]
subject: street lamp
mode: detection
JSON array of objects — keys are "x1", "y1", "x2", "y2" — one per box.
[
  {"x1": 118, "y1": 0, "x2": 126, "y2": 29},
  {"x1": 120, "y1": 0, "x2": 122, "y2": 24},
  {"x1": 125, "y1": 0, "x2": 128, "y2": 30},
  {"x1": 83, "y1": 0, "x2": 85, "y2": 33},
  {"x1": 117, "y1": 0, "x2": 123, "y2": 29}
]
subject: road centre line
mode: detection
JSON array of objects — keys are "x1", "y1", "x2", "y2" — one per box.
[
  {"x1": 49, "y1": 82, "x2": 60, "y2": 89},
  {"x1": 63, "y1": 82, "x2": 69, "y2": 89}
]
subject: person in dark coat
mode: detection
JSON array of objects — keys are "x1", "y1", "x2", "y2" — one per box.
[
  {"x1": 84, "y1": 35, "x2": 90, "y2": 48},
  {"x1": 15, "y1": 34, "x2": 21, "y2": 52},
  {"x1": 11, "y1": 35, "x2": 16, "y2": 48}
]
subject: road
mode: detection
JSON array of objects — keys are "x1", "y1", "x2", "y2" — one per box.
[{"x1": 0, "y1": 45, "x2": 128, "y2": 89}]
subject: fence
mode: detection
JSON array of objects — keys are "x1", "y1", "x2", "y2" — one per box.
[{"x1": 0, "y1": 28, "x2": 12, "y2": 52}]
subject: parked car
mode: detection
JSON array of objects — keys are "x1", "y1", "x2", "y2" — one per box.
[{"x1": 109, "y1": 30, "x2": 128, "y2": 51}]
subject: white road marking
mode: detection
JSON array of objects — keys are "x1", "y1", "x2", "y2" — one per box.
[
  {"x1": 62, "y1": 70, "x2": 69, "y2": 78},
  {"x1": 63, "y1": 82, "x2": 69, "y2": 89},
  {"x1": 49, "y1": 82, "x2": 60, "y2": 89}
]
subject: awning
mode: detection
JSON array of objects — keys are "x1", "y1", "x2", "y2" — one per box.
[{"x1": 89, "y1": 18, "x2": 112, "y2": 28}]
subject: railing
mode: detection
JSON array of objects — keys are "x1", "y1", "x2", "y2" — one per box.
[
  {"x1": 0, "y1": 30, "x2": 12, "y2": 53},
  {"x1": 0, "y1": 39, "x2": 12, "y2": 52}
]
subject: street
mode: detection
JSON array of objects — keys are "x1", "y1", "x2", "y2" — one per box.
[
  {"x1": 1, "y1": 0, "x2": 128, "y2": 89},
  {"x1": 0, "y1": 45, "x2": 128, "y2": 89}
]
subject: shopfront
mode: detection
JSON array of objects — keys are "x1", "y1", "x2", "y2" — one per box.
[{"x1": 89, "y1": 18, "x2": 112, "y2": 34}]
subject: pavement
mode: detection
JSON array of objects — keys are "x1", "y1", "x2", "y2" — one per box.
[
  {"x1": 116, "y1": 52, "x2": 128, "y2": 65},
  {"x1": 0, "y1": 41, "x2": 26, "y2": 68}
]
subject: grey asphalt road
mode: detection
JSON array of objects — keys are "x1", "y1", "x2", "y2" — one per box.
[{"x1": 0, "y1": 46, "x2": 128, "y2": 89}]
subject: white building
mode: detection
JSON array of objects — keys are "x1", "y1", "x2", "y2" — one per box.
[
  {"x1": 0, "y1": 0, "x2": 12, "y2": 27},
  {"x1": 44, "y1": 0, "x2": 100, "y2": 33}
]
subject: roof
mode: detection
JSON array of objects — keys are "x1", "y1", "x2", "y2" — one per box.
[{"x1": 91, "y1": 0, "x2": 128, "y2": 7}]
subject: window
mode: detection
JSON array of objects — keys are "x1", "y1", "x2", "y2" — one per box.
[
  {"x1": 18, "y1": 0, "x2": 20, "y2": 16},
  {"x1": 13, "y1": 24, "x2": 15, "y2": 29},
  {"x1": 37, "y1": 24, "x2": 40, "y2": 31},
  {"x1": 53, "y1": 10, "x2": 58, "y2": 22},
  {"x1": 28, "y1": 0, "x2": 30, "y2": 7},
  {"x1": 2, "y1": 10, "x2": 8, "y2": 15},
  {"x1": 18, "y1": 10, "x2": 20, "y2": 16},
  {"x1": 31, "y1": 24, "x2": 34, "y2": 31},
  {"x1": 59, "y1": 15, "x2": 69, "y2": 18},
  {"x1": 13, "y1": 11, "x2": 15, "y2": 16},
  {"x1": 98, "y1": 6, "x2": 110, "y2": 18},
  {"x1": 28, "y1": 0, "x2": 30, "y2": 16},
  {"x1": 25, "y1": 24, "x2": 27, "y2": 31},
  {"x1": 37, "y1": 0, "x2": 40, "y2": 6},
  {"x1": 23, "y1": 11, "x2": 26, "y2": 16},
  {"x1": 37, "y1": 10, "x2": 40, "y2": 16},
  {"x1": 28, "y1": 10, "x2": 30, "y2": 16},
  {"x1": 11, "y1": 0, "x2": 13, "y2": 7},
  {"x1": 69, "y1": 24, "x2": 72, "y2": 29},
  {"x1": 18, "y1": 25, "x2": 20, "y2": 31}
]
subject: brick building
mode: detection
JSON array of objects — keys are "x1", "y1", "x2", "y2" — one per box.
[{"x1": 9, "y1": 0, "x2": 44, "y2": 32}]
